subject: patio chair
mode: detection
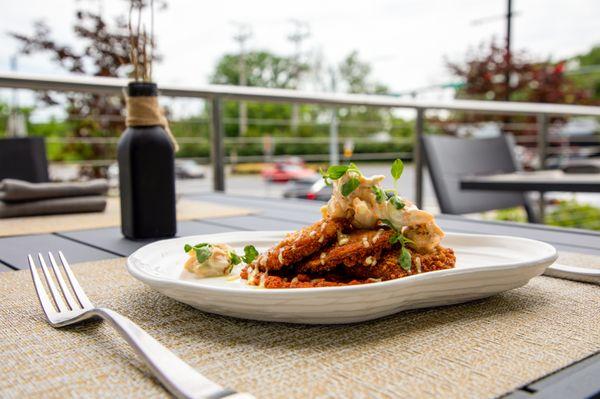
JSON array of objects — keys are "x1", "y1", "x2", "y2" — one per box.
[
  {"x1": 421, "y1": 134, "x2": 539, "y2": 223},
  {"x1": 0, "y1": 137, "x2": 49, "y2": 183}
]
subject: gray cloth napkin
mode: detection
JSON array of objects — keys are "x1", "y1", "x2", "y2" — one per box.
[
  {"x1": 0, "y1": 196, "x2": 107, "y2": 218},
  {"x1": 0, "y1": 179, "x2": 109, "y2": 202},
  {"x1": 561, "y1": 159, "x2": 600, "y2": 174}
]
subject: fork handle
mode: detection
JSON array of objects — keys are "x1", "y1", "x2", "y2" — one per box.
[{"x1": 91, "y1": 308, "x2": 254, "y2": 399}]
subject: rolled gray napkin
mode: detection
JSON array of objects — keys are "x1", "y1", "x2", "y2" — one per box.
[
  {"x1": 0, "y1": 179, "x2": 109, "y2": 202},
  {"x1": 561, "y1": 159, "x2": 600, "y2": 174},
  {"x1": 0, "y1": 196, "x2": 107, "y2": 218}
]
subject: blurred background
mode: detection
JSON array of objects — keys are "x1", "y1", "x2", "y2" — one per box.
[{"x1": 0, "y1": 0, "x2": 599, "y2": 230}]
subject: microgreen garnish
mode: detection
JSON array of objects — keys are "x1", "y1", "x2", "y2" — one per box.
[
  {"x1": 242, "y1": 245, "x2": 259, "y2": 263},
  {"x1": 388, "y1": 194, "x2": 405, "y2": 210},
  {"x1": 229, "y1": 244, "x2": 259, "y2": 266},
  {"x1": 341, "y1": 177, "x2": 360, "y2": 196},
  {"x1": 184, "y1": 242, "x2": 210, "y2": 253},
  {"x1": 229, "y1": 251, "x2": 242, "y2": 265},
  {"x1": 400, "y1": 247, "x2": 412, "y2": 271},
  {"x1": 195, "y1": 246, "x2": 212, "y2": 263},
  {"x1": 379, "y1": 218, "x2": 413, "y2": 272},
  {"x1": 319, "y1": 163, "x2": 361, "y2": 186},
  {"x1": 184, "y1": 243, "x2": 213, "y2": 264},
  {"x1": 390, "y1": 158, "x2": 404, "y2": 192},
  {"x1": 371, "y1": 186, "x2": 385, "y2": 203}
]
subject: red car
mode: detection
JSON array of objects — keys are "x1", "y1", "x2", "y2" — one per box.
[{"x1": 261, "y1": 162, "x2": 317, "y2": 183}]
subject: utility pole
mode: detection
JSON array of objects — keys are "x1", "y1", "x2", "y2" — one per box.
[
  {"x1": 470, "y1": 0, "x2": 517, "y2": 101},
  {"x1": 505, "y1": 0, "x2": 513, "y2": 101},
  {"x1": 287, "y1": 19, "x2": 310, "y2": 134},
  {"x1": 328, "y1": 67, "x2": 339, "y2": 166},
  {"x1": 232, "y1": 22, "x2": 252, "y2": 136}
]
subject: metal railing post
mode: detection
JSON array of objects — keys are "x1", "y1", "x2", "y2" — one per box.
[
  {"x1": 536, "y1": 113, "x2": 549, "y2": 221},
  {"x1": 329, "y1": 107, "x2": 339, "y2": 165},
  {"x1": 211, "y1": 96, "x2": 225, "y2": 192},
  {"x1": 536, "y1": 113, "x2": 549, "y2": 169},
  {"x1": 414, "y1": 108, "x2": 425, "y2": 209}
]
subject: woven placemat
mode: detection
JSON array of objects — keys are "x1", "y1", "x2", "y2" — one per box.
[
  {"x1": 0, "y1": 255, "x2": 598, "y2": 399},
  {"x1": 0, "y1": 198, "x2": 252, "y2": 237}
]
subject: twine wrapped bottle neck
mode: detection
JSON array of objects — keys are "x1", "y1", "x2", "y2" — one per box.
[{"x1": 125, "y1": 82, "x2": 179, "y2": 151}]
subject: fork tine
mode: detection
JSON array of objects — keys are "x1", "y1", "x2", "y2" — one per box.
[
  {"x1": 58, "y1": 251, "x2": 93, "y2": 309},
  {"x1": 37, "y1": 253, "x2": 68, "y2": 313},
  {"x1": 48, "y1": 252, "x2": 79, "y2": 310},
  {"x1": 28, "y1": 255, "x2": 57, "y2": 318}
]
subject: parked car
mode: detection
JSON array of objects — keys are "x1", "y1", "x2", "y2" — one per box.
[
  {"x1": 175, "y1": 160, "x2": 206, "y2": 179},
  {"x1": 107, "y1": 160, "x2": 206, "y2": 185},
  {"x1": 283, "y1": 176, "x2": 332, "y2": 201},
  {"x1": 262, "y1": 160, "x2": 317, "y2": 183}
]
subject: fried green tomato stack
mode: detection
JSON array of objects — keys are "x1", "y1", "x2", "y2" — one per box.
[{"x1": 241, "y1": 218, "x2": 455, "y2": 289}]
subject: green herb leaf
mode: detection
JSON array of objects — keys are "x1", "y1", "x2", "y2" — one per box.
[
  {"x1": 399, "y1": 247, "x2": 412, "y2": 271},
  {"x1": 389, "y1": 195, "x2": 405, "y2": 210},
  {"x1": 319, "y1": 168, "x2": 333, "y2": 186},
  {"x1": 371, "y1": 186, "x2": 385, "y2": 203},
  {"x1": 391, "y1": 159, "x2": 404, "y2": 181},
  {"x1": 242, "y1": 245, "x2": 259, "y2": 264},
  {"x1": 195, "y1": 246, "x2": 212, "y2": 263},
  {"x1": 327, "y1": 165, "x2": 350, "y2": 180},
  {"x1": 402, "y1": 236, "x2": 414, "y2": 246},
  {"x1": 229, "y1": 251, "x2": 242, "y2": 265},
  {"x1": 341, "y1": 177, "x2": 360, "y2": 196},
  {"x1": 185, "y1": 242, "x2": 210, "y2": 253},
  {"x1": 389, "y1": 234, "x2": 400, "y2": 244}
]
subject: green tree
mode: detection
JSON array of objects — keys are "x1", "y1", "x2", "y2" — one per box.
[
  {"x1": 10, "y1": 1, "x2": 165, "y2": 173},
  {"x1": 210, "y1": 51, "x2": 311, "y2": 139},
  {"x1": 569, "y1": 45, "x2": 600, "y2": 100},
  {"x1": 335, "y1": 51, "x2": 399, "y2": 152}
]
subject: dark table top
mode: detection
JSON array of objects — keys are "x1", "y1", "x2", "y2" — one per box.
[
  {"x1": 1, "y1": 192, "x2": 598, "y2": 398},
  {"x1": 460, "y1": 170, "x2": 600, "y2": 192}
]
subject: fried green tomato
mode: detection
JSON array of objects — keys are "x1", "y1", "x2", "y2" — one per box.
[
  {"x1": 344, "y1": 245, "x2": 456, "y2": 281},
  {"x1": 297, "y1": 228, "x2": 394, "y2": 274},
  {"x1": 251, "y1": 218, "x2": 350, "y2": 272},
  {"x1": 240, "y1": 266, "x2": 378, "y2": 288}
]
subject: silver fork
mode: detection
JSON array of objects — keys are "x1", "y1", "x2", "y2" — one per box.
[{"x1": 29, "y1": 251, "x2": 254, "y2": 399}]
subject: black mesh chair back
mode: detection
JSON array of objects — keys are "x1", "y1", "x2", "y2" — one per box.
[
  {"x1": 421, "y1": 134, "x2": 537, "y2": 222},
  {"x1": 0, "y1": 137, "x2": 49, "y2": 182}
]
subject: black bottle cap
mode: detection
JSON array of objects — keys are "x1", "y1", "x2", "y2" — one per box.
[{"x1": 128, "y1": 81, "x2": 158, "y2": 97}]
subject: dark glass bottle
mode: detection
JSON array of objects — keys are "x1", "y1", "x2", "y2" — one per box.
[{"x1": 118, "y1": 82, "x2": 176, "y2": 239}]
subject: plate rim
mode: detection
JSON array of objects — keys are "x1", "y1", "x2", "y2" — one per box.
[{"x1": 126, "y1": 231, "x2": 558, "y2": 295}]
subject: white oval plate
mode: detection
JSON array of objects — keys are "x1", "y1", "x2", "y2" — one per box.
[{"x1": 127, "y1": 231, "x2": 557, "y2": 324}]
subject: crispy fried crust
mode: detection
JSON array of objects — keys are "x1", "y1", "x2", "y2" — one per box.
[
  {"x1": 240, "y1": 266, "x2": 377, "y2": 288},
  {"x1": 297, "y1": 228, "x2": 393, "y2": 273},
  {"x1": 240, "y1": 245, "x2": 455, "y2": 288},
  {"x1": 251, "y1": 218, "x2": 350, "y2": 272},
  {"x1": 345, "y1": 245, "x2": 456, "y2": 280}
]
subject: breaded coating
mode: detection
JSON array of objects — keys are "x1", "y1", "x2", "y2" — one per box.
[
  {"x1": 297, "y1": 228, "x2": 393, "y2": 273},
  {"x1": 240, "y1": 266, "x2": 378, "y2": 288},
  {"x1": 251, "y1": 218, "x2": 350, "y2": 272},
  {"x1": 345, "y1": 245, "x2": 456, "y2": 281},
  {"x1": 240, "y1": 245, "x2": 454, "y2": 288}
]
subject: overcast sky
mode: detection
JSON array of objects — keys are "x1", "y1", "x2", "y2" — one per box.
[{"x1": 1, "y1": 0, "x2": 599, "y2": 118}]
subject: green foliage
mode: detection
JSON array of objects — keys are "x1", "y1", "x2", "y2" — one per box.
[
  {"x1": 211, "y1": 51, "x2": 308, "y2": 89},
  {"x1": 493, "y1": 207, "x2": 528, "y2": 223},
  {"x1": 493, "y1": 201, "x2": 600, "y2": 231},
  {"x1": 569, "y1": 45, "x2": 600, "y2": 100},
  {"x1": 546, "y1": 201, "x2": 600, "y2": 231}
]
